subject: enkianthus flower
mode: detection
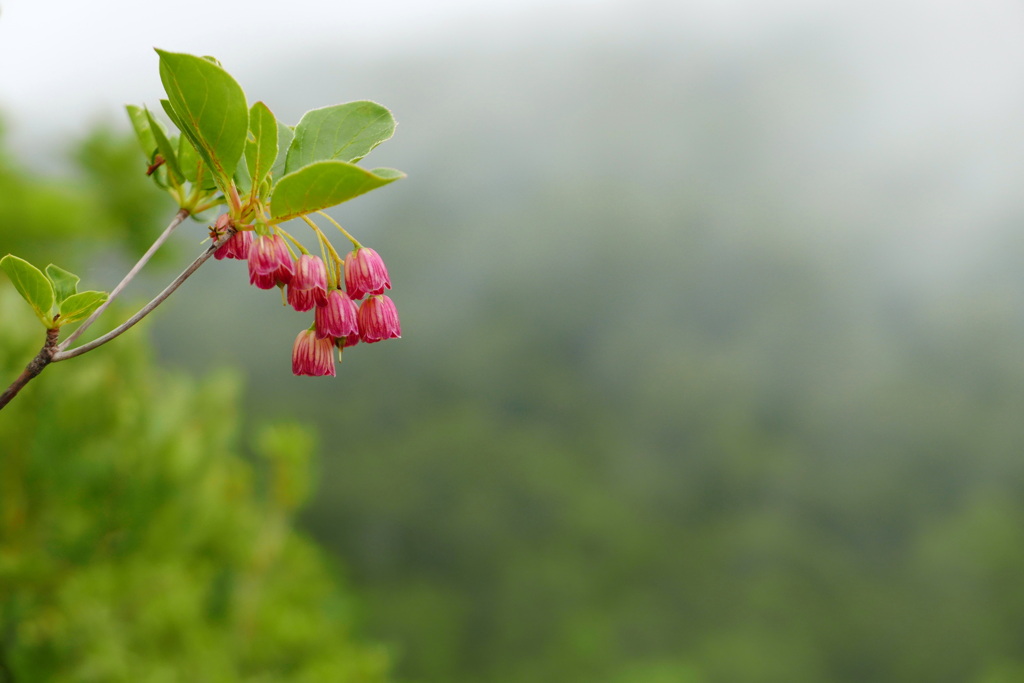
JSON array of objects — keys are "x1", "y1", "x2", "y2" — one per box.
[
  {"x1": 248, "y1": 234, "x2": 294, "y2": 290},
  {"x1": 357, "y1": 294, "x2": 401, "y2": 343},
  {"x1": 292, "y1": 329, "x2": 336, "y2": 377},
  {"x1": 315, "y1": 289, "x2": 359, "y2": 339},
  {"x1": 214, "y1": 229, "x2": 253, "y2": 260},
  {"x1": 287, "y1": 254, "x2": 329, "y2": 311},
  {"x1": 344, "y1": 247, "x2": 391, "y2": 299}
]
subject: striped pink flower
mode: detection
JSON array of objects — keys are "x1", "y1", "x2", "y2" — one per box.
[
  {"x1": 214, "y1": 229, "x2": 253, "y2": 260},
  {"x1": 287, "y1": 255, "x2": 329, "y2": 311},
  {"x1": 315, "y1": 289, "x2": 359, "y2": 339},
  {"x1": 357, "y1": 295, "x2": 401, "y2": 343},
  {"x1": 344, "y1": 247, "x2": 391, "y2": 299},
  {"x1": 248, "y1": 234, "x2": 294, "y2": 289},
  {"x1": 292, "y1": 329, "x2": 336, "y2": 377}
]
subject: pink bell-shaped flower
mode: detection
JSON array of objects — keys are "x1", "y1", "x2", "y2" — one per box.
[
  {"x1": 344, "y1": 247, "x2": 391, "y2": 299},
  {"x1": 214, "y1": 230, "x2": 253, "y2": 260},
  {"x1": 357, "y1": 294, "x2": 401, "y2": 343},
  {"x1": 292, "y1": 328, "x2": 336, "y2": 377},
  {"x1": 315, "y1": 289, "x2": 359, "y2": 339},
  {"x1": 287, "y1": 255, "x2": 329, "y2": 311},
  {"x1": 248, "y1": 234, "x2": 295, "y2": 289}
]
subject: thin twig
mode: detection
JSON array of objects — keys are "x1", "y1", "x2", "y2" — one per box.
[
  {"x1": 59, "y1": 208, "x2": 190, "y2": 351},
  {"x1": 1, "y1": 229, "x2": 230, "y2": 410},
  {"x1": 53, "y1": 231, "x2": 232, "y2": 362}
]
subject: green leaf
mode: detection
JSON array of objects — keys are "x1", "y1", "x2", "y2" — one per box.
[
  {"x1": 1, "y1": 254, "x2": 55, "y2": 327},
  {"x1": 271, "y1": 122, "x2": 294, "y2": 182},
  {"x1": 144, "y1": 107, "x2": 184, "y2": 184},
  {"x1": 125, "y1": 104, "x2": 158, "y2": 158},
  {"x1": 284, "y1": 101, "x2": 395, "y2": 174},
  {"x1": 178, "y1": 130, "x2": 200, "y2": 183},
  {"x1": 234, "y1": 153, "x2": 252, "y2": 195},
  {"x1": 269, "y1": 161, "x2": 404, "y2": 223},
  {"x1": 160, "y1": 98, "x2": 187, "y2": 136},
  {"x1": 163, "y1": 100, "x2": 217, "y2": 193},
  {"x1": 245, "y1": 102, "x2": 278, "y2": 196},
  {"x1": 156, "y1": 49, "x2": 249, "y2": 186},
  {"x1": 58, "y1": 291, "x2": 109, "y2": 326},
  {"x1": 44, "y1": 264, "x2": 79, "y2": 303}
]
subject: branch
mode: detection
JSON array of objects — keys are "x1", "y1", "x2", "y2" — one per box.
[
  {"x1": 59, "y1": 208, "x2": 190, "y2": 351},
  {"x1": 0, "y1": 327, "x2": 59, "y2": 411},
  {"x1": 53, "y1": 231, "x2": 232, "y2": 362},
  {"x1": 0, "y1": 230, "x2": 231, "y2": 411}
]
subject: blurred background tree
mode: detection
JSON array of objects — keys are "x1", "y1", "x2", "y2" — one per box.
[{"x1": 151, "y1": 32, "x2": 1024, "y2": 683}]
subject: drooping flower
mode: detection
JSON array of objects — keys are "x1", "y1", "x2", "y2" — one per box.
[
  {"x1": 344, "y1": 247, "x2": 391, "y2": 299},
  {"x1": 315, "y1": 289, "x2": 359, "y2": 339},
  {"x1": 214, "y1": 229, "x2": 253, "y2": 260},
  {"x1": 249, "y1": 269, "x2": 277, "y2": 289},
  {"x1": 292, "y1": 328, "x2": 336, "y2": 377},
  {"x1": 287, "y1": 255, "x2": 329, "y2": 311},
  {"x1": 248, "y1": 234, "x2": 295, "y2": 289},
  {"x1": 357, "y1": 295, "x2": 401, "y2": 343}
]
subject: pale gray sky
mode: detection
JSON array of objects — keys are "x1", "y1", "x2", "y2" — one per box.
[
  {"x1": 0, "y1": 0, "x2": 632, "y2": 150},
  {"x1": 0, "y1": 0, "x2": 828, "y2": 122},
  {"x1": 2, "y1": 0, "x2": 1024, "y2": 164}
]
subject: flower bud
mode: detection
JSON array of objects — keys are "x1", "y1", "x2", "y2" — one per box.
[
  {"x1": 344, "y1": 247, "x2": 391, "y2": 299},
  {"x1": 357, "y1": 295, "x2": 401, "y2": 343}
]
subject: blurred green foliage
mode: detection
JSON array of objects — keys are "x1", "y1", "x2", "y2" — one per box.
[
  {"x1": 0, "y1": 118, "x2": 176, "y2": 267},
  {"x1": 302, "y1": 220, "x2": 1024, "y2": 683},
  {"x1": 0, "y1": 128, "x2": 388, "y2": 681},
  {"x1": 229, "y1": 46, "x2": 1024, "y2": 682}
]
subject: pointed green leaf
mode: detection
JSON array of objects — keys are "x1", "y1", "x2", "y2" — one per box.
[
  {"x1": 144, "y1": 107, "x2": 184, "y2": 183},
  {"x1": 269, "y1": 161, "x2": 404, "y2": 223},
  {"x1": 160, "y1": 98, "x2": 186, "y2": 135},
  {"x1": 44, "y1": 264, "x2": 79, "y2": 303},
  {"x1": 173, "y1": 126, "x2": 217, "y2": 191},
  {"x1": 285, "y1": 101, "x2": 395, "y2": 174},
  {"x1": 58, "y1": 291, "x2": 108, "y2": 326},
  {"x1": 156, "y1": 49, "x2": 248, "y2": 185},
  {"x1": 245, "y1": 101, "x2": 278, "y2": 196},
  {"x1": 1, "y1": 254, "x2": 55, "y2": 327},
  {"x1": 163, "y1": 102, "x2": 217, "y2": 194},
  {"x1": 126, "y1": 104, "x2": 158, "y2": 158},
  {"x1": 178, "y1": 130, "x2": 200, "y2": 183},
  {"x1": 271, "y1": 122, "x2": 294, "y2": 182},
  {"x1": 234, "y1": 153, "x2": 252, "y2": 195}
]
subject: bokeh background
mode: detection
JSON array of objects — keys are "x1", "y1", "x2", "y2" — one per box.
[{"x1": 4, "y1": 1, "x2": 1024, "y2": 681}]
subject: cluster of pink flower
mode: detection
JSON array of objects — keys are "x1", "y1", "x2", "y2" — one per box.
[{"x1": 214, "y1": 227, "x2": 400, "y2": 377}]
